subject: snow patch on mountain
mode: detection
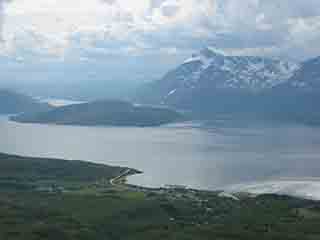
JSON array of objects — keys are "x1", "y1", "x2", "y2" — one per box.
[
  {"x1": 184, "y1": 53, "x2": 214, "y2": 70},
  {"x1": 167, "y1": 89, "x2": 177, "y2": 96},
  {"x1": 175, "y1": 48, "x2": 301, "y2": 92}
]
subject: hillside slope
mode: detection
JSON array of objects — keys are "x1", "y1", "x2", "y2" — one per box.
[
  {"x1": 0, "y1": 90, "x2": 51, "y2": 114},
  {"x1": 12, "y1": 100, "x2": 184, "y2": 127}
]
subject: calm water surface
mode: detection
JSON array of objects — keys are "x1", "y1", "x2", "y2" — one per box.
[{"x1": 1, "y1": 115, "x2": 320, "y2": 190}]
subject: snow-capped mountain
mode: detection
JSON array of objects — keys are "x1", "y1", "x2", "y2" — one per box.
[
  {"x1": 137, "y1": 48, "x2": 301, "y2": 105},
  {"x1": 182, "y1": 48, "x2": 299, "y2": 90},
  {"x1": 137, "y1": 48, "x2": 320, "y2": 124},
  {"x1": 280, "y1": 56, "x2": 320, "y2": 90}
]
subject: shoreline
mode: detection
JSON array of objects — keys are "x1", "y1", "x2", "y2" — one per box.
[
  {"x1": 1, "y1": 151, "x2": 320, "y2": 201},
  {"x1": 109, "y1": 168, "x2": 143, "y2": 185},
  {"x1": 123, "y1": 171, "x2": 320, "y2": 201}
]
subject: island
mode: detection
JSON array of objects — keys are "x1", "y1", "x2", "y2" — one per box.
[
  {"x1": 11, "y1": 100, "x2": 184, "y2": 127},
  {"x1": 1, "y1": 152, "x2": 320, "y2": 239}
]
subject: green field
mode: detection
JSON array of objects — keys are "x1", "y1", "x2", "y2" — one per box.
[{"x1": 1, "y1": 153, "x2": 320, "y2": 240}]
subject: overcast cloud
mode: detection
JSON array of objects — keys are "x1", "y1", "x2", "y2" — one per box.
[{"x1": 0, "y1": 0, "x2": 320, "y2": 62}]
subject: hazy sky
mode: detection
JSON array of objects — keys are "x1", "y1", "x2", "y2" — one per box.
[{"x1": 0, "y1": 0, "x2": 320, "y2": 84}]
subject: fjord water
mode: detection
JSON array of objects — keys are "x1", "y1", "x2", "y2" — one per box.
[{"x1": 1, "y1": 115, "x2": 320, "y2": 191}]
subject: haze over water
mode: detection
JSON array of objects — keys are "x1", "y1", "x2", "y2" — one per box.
[{"x1": 1, "y1": 115, "x2": 320, "y2": 195}]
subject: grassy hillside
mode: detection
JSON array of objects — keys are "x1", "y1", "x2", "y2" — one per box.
[
  {"x1": 1, "y1": 153, "x2": 320, "y2": 239},
  {"x1": 12, "y1": 100, "x2": 184, "y2": 127},
  {"x1": 0, "y1": 153, "x2": 126, "y2": 185}
]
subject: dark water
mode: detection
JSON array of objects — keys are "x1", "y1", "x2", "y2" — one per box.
[{"x1": 1, "y1": 116, "x2": 320, "y2": 190}]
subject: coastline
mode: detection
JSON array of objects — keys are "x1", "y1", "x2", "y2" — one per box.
[
  {"x1": 1, "y1": 150, "x2": 320, "y2": 201},
  {"x1": 109, "y1": 168, "x2": 143, "y2": 185},
  {"x1": 124, "y1": 171, "x2": 320, "y2": 201}
]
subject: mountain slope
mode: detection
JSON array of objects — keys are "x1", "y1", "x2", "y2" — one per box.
[
  {"x1": 137, "y1": 48, "x2": 320, "y2": 124},
  {"x1": 0, "y1": 90, "x2": 51, "y2": 114},
  {"x1": 137, "y1": 48, "x2": 300, "y2": 106},
  {"x1": 264, "y1": 56, "x2": 320, "y2": 124},
  {"x1": 276, "y1": 56, "x2": 320, "y2": 90},
  {"x1": 12, "y1": 100, "x2": 184, "y2": 127}
]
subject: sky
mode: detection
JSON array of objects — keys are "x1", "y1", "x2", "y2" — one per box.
[{"x1": 0, "y1": 0, "x2": 320, "y2": 86}]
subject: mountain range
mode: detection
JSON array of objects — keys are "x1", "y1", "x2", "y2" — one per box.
[
  {"x1": 137, "y1": 48, "x2": 320, "y2": 124},
  {"x1": 0, "y1": 90, "x2": 51, "y2": 114},
  {"x1": 3, "y1": 48, "x2": 320, "y2": 126}
]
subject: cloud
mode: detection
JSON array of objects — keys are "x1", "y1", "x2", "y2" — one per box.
[
  {"x1": 1, "y1": 0, "x2": 320, "y2": 61},
  {"x1": 0, "y1": 0, "x2": 11, "y2": 40},
  {"x1": 0, "y1": 2, "x2": 3, "y2": 39},
  {"x1": 160, "y1": 4, "x2": 180, "y2": 17},
  {"x1": 101, "y1": 0, "x2": 117, "y2": 5}
]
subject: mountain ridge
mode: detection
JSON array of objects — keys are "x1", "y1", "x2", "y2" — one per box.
[
  {"x1": 0, "y1": 89, "x2": 51, "y2": 114},
  {"x1": 136, "y1": 48, "x2": 320, "y2": 124}
]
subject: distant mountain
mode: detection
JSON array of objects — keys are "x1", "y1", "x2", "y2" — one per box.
[
  {"x1": 0, "y1": 90, "x2": 51, "y2": 114},
  {"x1": 276, "y1": 56, "x2": 320, "y2": 90},
  {"x1": 12, "y1": 100, "x2": 183, "y2": 127},
  {"x1": 137, "y1": 48, "x2": 320, "y2": 124},
  {"x1": 266, "y1": 56, "x2": 320, "y2": 125},
  {"x1": 137, "y1": 48, "x2": 299, "y2": 105}
]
